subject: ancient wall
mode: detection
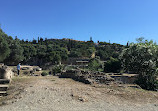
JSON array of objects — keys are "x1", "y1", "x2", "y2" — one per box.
[
  {"x1": 0, "y1": 64, "x2": 13, "y2": 80},
  {"x1": 59, "y1": 70, "x2": 138, "y2": 85},
  {"x1": 59, "y1": 70, "x2": 114, "y2": 84}
]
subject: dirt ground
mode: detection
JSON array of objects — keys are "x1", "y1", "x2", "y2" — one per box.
[{"x1": 0, "y1": 76, "x2": 158, "y2": 111}]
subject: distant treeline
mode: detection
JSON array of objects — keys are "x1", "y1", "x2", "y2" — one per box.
[{"x1": 0, "y1": 28, "x2": 124, "y2": 66}]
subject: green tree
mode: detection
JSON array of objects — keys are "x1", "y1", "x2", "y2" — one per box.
[
  {"x1": 5, "y1": 40, "x2": 24, "y2": 65},
  {"x1": 104, "y1": 57, "x2": 121, "y2": 73},
  {"x1": 0, "y1": 35, "x2": 10, "y2": 62},
  {"x1": 88, "y1": 56, "x2": 103, "y2": 71},
  {"x1": 49, "y1": 52, "x2": 61, "y2": 64},
  {"x1": 120, "y1": 38, "x2": 158, "y2": 90},
  {"x1": 22, "y1": 44, "x2": 37, "y2": 63}
]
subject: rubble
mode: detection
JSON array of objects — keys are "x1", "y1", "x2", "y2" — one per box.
[{"x1": 59, "y1": 70, "x2": 114, "y2": 84}]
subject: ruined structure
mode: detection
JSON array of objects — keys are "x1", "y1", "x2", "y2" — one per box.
[
  {"x1": 59, "y1": 69, "x2": 138, "y2": 85},
  {"x1": 59, "y1": 70, "x2": 114, "y2": 84},
  {"x1": 0, "y1": 64, "x2": 13, "y2": 80},
  {"x1": 0, "y1": 64, "x2": 13, "y2": 97},
  {"x1": 109, "y1": 73, "x2": 138, "y2": 84}
]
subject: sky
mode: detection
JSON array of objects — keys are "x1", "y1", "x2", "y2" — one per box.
[{"x1": 0, "y1": 0, "x2": 158, "y2": 44}]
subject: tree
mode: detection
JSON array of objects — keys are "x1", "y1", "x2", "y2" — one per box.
[
  {"x1": 88, "y1": 56, "x2": 103, "y2": 71},
  {"x1": 59, "y1": 48, "x2": 68, "y2": 61},
  {"x1": 0, "y1": 35, "x2": 10, "y2": 62},
  {"x1": 0, "y1": 28, "x2": 11, "y2": 62},
  {"x1": 39, "y1": 37, "x2": 44, "y2": 45},
  {"x1": 90, "y1": 37, "x2": 93, "y2": 42},
  {"x1": 104, "y1": 57, "x2": 121, "y2": 73},
  {"x1": 32, "y1": 39, "x2": 37, "y2": 44},
  {"x1": 49, "y1": 52, "x2": 61, "y2": 64},
  {"x1": 69, "y1": 50, "x2": 81, "y2": 57},
  {"x1": 120, "y1": 38, "x2": 158, "y2": 90},
  {"x1": 22, "y1": 44, "x2": 37, "y2": 63},
  {"x1": 5, "y1": 40, "x2": 24, "y2": 65}
]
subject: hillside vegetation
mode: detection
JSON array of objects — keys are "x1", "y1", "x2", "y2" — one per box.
[
  {"x1": 0, "y1": 28, "x2": 124, "y2": 68},
  {"x1": 0, "y1": 28, "x2": 158, "y2": 91}
]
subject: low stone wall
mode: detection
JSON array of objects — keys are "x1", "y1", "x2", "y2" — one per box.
[
  {"x1": 59, "y1": 70, "x2": 114, "y2": 84},
  {"x1": 59, "y1": 70, "x2": 91, "y2": 84},
  {"x1": 58, "y1": 69, "x2": 139, "y2": 85}
]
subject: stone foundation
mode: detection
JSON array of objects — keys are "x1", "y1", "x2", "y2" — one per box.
[{"x1": 59, "y1": 70, "x2": 114, "y2": 84}]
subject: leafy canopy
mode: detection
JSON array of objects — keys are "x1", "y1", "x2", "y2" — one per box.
[{"x1": 120, "y1": 38, "x2": 158, "y2": 90}]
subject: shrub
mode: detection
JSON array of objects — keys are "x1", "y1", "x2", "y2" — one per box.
[
  {"x1": 41, "y1": 72, "x2": 48, "y2": 76},
  {"x1": 88, "y1": 56, "x2": 103, "y2": 71},
  {"x1": 104, "y1": 57, "x2": 121, "y2": 73},
  {"x1": 120, "y1": 38, "x2": 158, "y2": 91},
  {"x1": 52, "y1": 65, "x2": 63, "y2": 75}
]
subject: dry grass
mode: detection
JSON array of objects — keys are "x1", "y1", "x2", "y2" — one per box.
[
  {"x1": 0, "y1": 75, "x2": 158, "y2": 107},
  {"x1": 93, "y1": 83, "x2": 158, "y2": 104},
  {"x1": 0, "y1": 76, "x2": 40, "y2": 106}
]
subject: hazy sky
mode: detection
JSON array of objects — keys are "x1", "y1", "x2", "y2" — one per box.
[{"x1": 0, "y1": 0, "x2": 158, "y2": 44}]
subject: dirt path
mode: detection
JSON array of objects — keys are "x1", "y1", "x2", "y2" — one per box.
[{"x1": 0, "y1": 76, "x2": 158, "y2": 111}]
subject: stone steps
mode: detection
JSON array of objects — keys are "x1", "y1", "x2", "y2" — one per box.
[
  {"x1": 0, "y1": 79, "x2": 10, "y2": 84},
  {"x1": 0, "y1": 79, "x2": 10, "y2": 97},
  {"x1": 0, "y1": 85, "x2": 9, "y2": 91},
  {"x1": 0, "y1": 91, "x2": 7, "y2": 96}
]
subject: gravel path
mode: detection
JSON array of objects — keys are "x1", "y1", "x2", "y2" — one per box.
[{"x1": 0, "y1": 76, "x2": 158, "y2": 111}]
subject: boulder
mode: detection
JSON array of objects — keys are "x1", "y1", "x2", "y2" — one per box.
[
  {"x1": 35, "y1": 67, "x2": 42, "y2": 71},
  {"x1": 21, "y1": 67, "x2": 30, "y2": 70},
  {"x1": 0, "y1": 65, "x2": 13, "y2": 80}
]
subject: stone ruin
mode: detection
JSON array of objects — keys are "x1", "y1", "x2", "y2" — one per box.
[
  {"x1": 59, "y1": 70, "x2": 114, "y2": 84},
  {"x1": 0, "y1": 63, "x2": 13, "y2": 80},
  {"x1": 11, "y1": 65, "x2": 43, "y2": 76},
  {"x1": 58, "y1": 69, "x2": 139, "y2": 86}
]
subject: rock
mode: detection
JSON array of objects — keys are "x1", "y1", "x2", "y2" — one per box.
[
  {"x1": 2, "y1": 101, "x2": 7, "y2": 105},
  {"x1": 36, "y1": 67, "x2": 42, "y2": 71},
  {"x1": 0, "y1": 65, "x2": 13, "y2": 79},
  {"x1": 31, "y1": 91, "x2": 35, "y2": 94},
  {"x1": 30, "y1": 70, "x2": 34, "y2": 74},
  {"x1": 0, "y1": 63, "x2": 4, "y2": 67},
  {"x1": 45, "y1": 87, "x2": 48, "y2": 90},
  {"x1": 42, "y1": 97, "x2": 45, "y2": 99},
  {"x1": 19, "y1": 96, "x2": 22, "y2": 99},
  {"x1": 78, "y1": 97, "x2": 87, "y2": 102},
  {"x1": 78, "y1": 97, "x2": 83, "y2": 101},
  {"x1": 21, "y1": 67, "x2": 30, "y2": 70}
]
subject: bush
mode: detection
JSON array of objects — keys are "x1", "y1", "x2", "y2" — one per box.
[
  {"x1": 104, "y1": 57, "x2": 121, "y2": 73},
  {"x1": 88, "y1": 56, "x2": 103, "y2": 71},
  {"x1": 41, "y1": 72, "x2": 48, "y2": 76},
  {"x1": 120, "y1": 38, "x2": 158, "y2": 90},
  {"x1": 52, "y1": 65, "x2": 63, "y2": 75}
]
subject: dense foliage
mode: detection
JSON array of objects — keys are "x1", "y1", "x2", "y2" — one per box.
[
  {"x1": 120, "y1": 38, "x2": 158, "y2": 90},
  {"x1": 88, "y1": 56, "x2": 103, "y2": 71},
  {"x1": 41, "y1": 71, "x2": 49, "y2": 76},
  {"x1": 0, "y1": 28, "x2": 123, "y2": 67},
  {"x1": 96, "y1": 42, "x2": 124, "y2": 61},
  {"x1": 104, "y1": 57, "x2": 121, "y2": 73}
]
